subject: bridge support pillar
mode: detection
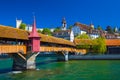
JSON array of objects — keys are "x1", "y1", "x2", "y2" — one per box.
[
  {"x1": 11, "y1": 53, "x2": 26, "y2": 71},
  {"x1": 64, "y1": 52, "x2": 68, "y2": 61},
  {"x1": 27, "y1": 52, "x2": 39, "y2": 70},
  {"x1": 12, "y1": 52, "x2": 40, "y2": 70},
  {"x1": 57, "y1": 51, "x2": 69, "y2": 61}
]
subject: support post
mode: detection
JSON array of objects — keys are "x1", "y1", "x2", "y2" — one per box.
[
  {"x1": 12, "y1": 53, "x2": 26, "y2": 71},
  {"x1": 64, "y1": 51, "x2": 68, "y2": 61},
  {"x1": 12, "y1": 52, "x2": 40, "y2": 70},
  {"x1": 27, "y1": 52, "x2": 40, "y2": 70}
]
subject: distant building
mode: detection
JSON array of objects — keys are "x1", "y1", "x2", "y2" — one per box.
[
  {"x1": 53, "y1": 18, "x2": 74, "y2": 42},
  {"x1": 71, "y1": 22, "x2": 111, "y2": 39},
  {"x1": 16, "y1": 19, "x2": 22, "y2": 28},
  {"x1": 26, "y1": 25, "x2": 32, "y2": 31},
  {"x1": 53, "y1": 30, "x2": 74, "y2": 42},
  {"x1": 16, "y1": 19, "x2": 55, "y2": 32},
  {"x1": 105, "y1": 33, "x2": 119, "y2": 39},
  {"x1": 37, "y1": 28, "x2": 55, "y2": 32},
  {"x1": 61, "y1": 17, "x2": 67, "y2": 30},
  {"x1": 72, "y1": 22, "x2": 89, "y2": 36}
]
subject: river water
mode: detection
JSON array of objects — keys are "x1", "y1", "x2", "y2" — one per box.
[{"x1": 0, "y1": 56, "x2": 120, "y2": 80}]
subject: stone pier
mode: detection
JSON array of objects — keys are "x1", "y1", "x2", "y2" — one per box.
[
  {"x1": 57, "y1": 51, "x2": 69, "y2": 61},
  {"x1": 12, "y1": 52, "x2": 40, "y2": 70}
]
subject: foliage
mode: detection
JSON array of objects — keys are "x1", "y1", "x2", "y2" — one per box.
[
  {"x1": 37, "y1": 29, "x2": 41, "y2": 33},
  {"x1": 19, "y1": 23, "x2": 26, "y2": 30},
  {"x1": 106, "y1": 26, "x2": 113, "y2": 34},
  {"x1": 76, "y1": 37, "x2": 106, "y2": 54},
  {"x1": 92, "y1": 37, "x2": 106, "y2": 54},
  {"x1": 97, "y1": 25, "x2": 102, "y2": 30},
  {"x1": 53, "y1": 27, "x2": 61, "y2": 32},
  {"x1": 42, "y1": 28, "x2": 52, "y2": 35},
  {"x1": 76, "y1": 33, "x2": 90, "y2": 39},
  {"x1": 68, "y1": 25, "x2": 73, "y2": 30}
]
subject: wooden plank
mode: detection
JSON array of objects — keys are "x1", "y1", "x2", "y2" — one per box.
[
  {"x1": 0, "y1": 45, "x2": 26, "y2": 54},
  {"x1": 40, "y1": 46, "x2": 86, "y2": 54}
]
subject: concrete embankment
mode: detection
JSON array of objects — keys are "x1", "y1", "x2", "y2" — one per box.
[{"x1": 69, "y1": 55, "x2": 120, "y2": 60}]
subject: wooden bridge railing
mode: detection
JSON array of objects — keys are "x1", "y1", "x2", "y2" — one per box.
[
  {"x1": 40, "y1": 46, "x2": 86, "y2": 54},
  {"x1": 0, "y1": 45, "x2": 26, "y2": 54},
  {"x1": 0, "y1": 45, "x2": 86, "y2": 54}
]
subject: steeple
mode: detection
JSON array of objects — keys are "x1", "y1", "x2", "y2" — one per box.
[
  {"x1": 90, "y1": 23, "x2": 94, "y2": 29},
  {"x1": 115, "y1": 27, "x2": 118, "y2": 32},
  {"x1": 29, "y1": 16, "x2": 39, "y2": 38},
  {"x1": 29, "y1": 16, "x2": 40, "y2": 52},
  {"x1": 61, "y1": 17, "x2": 67, "y2": 30},
  {"x1": 89, "y1": 16, "x2": 94, "y2": 29}
]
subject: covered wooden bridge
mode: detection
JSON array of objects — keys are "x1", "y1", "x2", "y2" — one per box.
[
  {"x1": 0, "y1": 25, "x2": 86, "y2": 54},
  {"x1": 0, "y1": 23, "x2": 86, "y2": 70}
]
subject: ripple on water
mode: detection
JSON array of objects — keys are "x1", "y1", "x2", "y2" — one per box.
[{"x1": 0, "y1": 58, "x2": 120, "y2": 80}]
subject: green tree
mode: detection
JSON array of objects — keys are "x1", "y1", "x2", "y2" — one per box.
[
  {"x1": 76, "y1": 37, "x2": 106, "y2": 54},
  {"x1": 76, "y1": 33, "x2": 90, "y2": 39},
  {"x1": 42, "y1": 28, "x2": 52, "y2": 35},
  {"x1": 53, "y1": 27, "x2": 61, "y2": 32},
  {"x1": 106, "y1": 26, "x2": 113, "y2": 34},
  {"x1": 37, "y1": 29, "x2": 41, "y2": 33},
  {"x1": 68, "y1": 25, "x2": 73, "y2": 30},
  {"x1": 92, "y1": 37, "x2": 106, "y2": 54},
  {"x1": 19, "y1": 23, "x2": 26, "y2": 30},
  {"x1": 97, "y1": 25, "x2": 102, "y2": 30}
]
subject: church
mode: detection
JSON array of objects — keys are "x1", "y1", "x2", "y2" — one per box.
[{"x1": 52, "y1": 18, "x2": 74, "y2": 42}]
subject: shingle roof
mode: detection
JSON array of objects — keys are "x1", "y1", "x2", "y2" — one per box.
[
  {"x1": 74, "y1": 22, "x2": 90, "y2": 31},
  {"x1": 0, "y1": 25, "x2": 28, "y2": 40},
  {"x1": 39, "y1": 33, "x2": 75, "y2": 46},
  {"x1": 74, "y1": 39, "x2": 120, "y2": 46},
  {"x1": 0, "y1": 25, "x2": 75, "y2": 46},
  {"x1": 74, "y1": 39, "x2": 96, "y2": 45}
]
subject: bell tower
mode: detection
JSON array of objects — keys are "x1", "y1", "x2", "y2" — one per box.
[{"x1": 61, "y1": 17, "x2": 67, "y2": 30}]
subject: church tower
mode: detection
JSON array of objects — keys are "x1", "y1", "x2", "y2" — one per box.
[
  {"x1": 115, "y1": 27, "x2": 118, "y2": 32},
  {"x1": 90, "y1": 23, "x2": 94, "y2": 29},
  {"x1": 61, "y1": 17, "x2": 67, "y2": 30},
  {"x1": 16, "y1": 19, "x2": 22, "y2": 28}
]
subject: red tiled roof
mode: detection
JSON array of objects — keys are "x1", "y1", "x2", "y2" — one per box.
[
  {"x1": 74, "y1": 22, "x2": 90, "y2": 31},
  {"x1": 105, "y1": 39, "x2": 120, "y2": 46},
  {"x1": 74, "y1": 39, "x2": 120, "y2": 46}
]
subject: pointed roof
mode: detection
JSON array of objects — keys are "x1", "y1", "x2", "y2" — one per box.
[
  {"x1": 29, "y1": 16, "x2": 40, "y2": 38},
  {"x1": 62, "y1": 17, "x2": 66, "y2": 24}
]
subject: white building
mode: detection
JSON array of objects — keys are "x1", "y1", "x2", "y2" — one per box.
[
  {"x1": 26, "y1": 25, "x2": 32, "y2": 31},
  {"x1": 61, "y1": 18, "x2": 67, "y2": 30},
  {"x1": 72, "y1": 22, "x2": 89, "y2": 36},
  {"x1": 53, "y1": 18, "x2": 74, "y2": 42},
  {"x1": 16, "y1": 19, "x2": 22, "y2": 28}
]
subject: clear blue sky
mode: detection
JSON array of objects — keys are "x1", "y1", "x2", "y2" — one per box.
[{"x1": 0, "y1": 0, "x2": 120, "y2": 29}]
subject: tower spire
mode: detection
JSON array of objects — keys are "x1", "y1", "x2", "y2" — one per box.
[
  {"x1": 89, "y1": 16, "x2": 94, "y2": 29},
  {"x1": 29, "y1": 16, "x2": 39, "y2": 37},
  {"x1": 61, "y1": 17, "x2": 67, "y2": 30}
]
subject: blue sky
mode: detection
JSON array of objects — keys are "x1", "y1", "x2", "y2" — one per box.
[{"x1": 0, "y1": 0, "x2": 120, "y2": 29}]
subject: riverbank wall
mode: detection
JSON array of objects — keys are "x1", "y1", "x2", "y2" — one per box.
[{"x1": 69, "y1": 54, "x2": 120, "y2": 60}]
